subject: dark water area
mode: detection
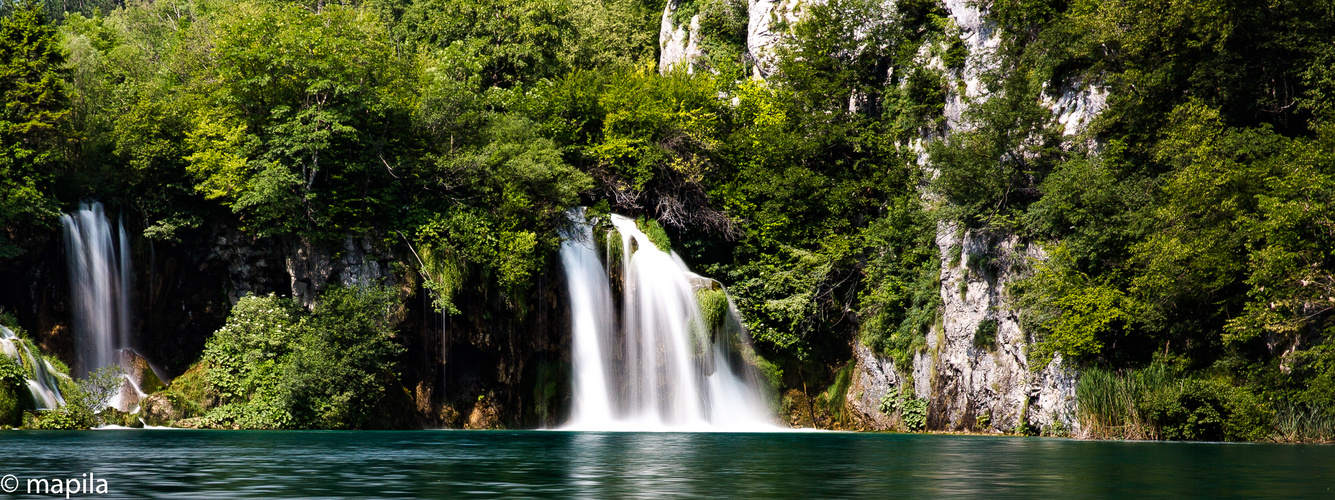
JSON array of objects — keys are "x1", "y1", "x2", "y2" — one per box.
[{"x1": 0, "y1": 430, "x2": 1331, "y2": 498}]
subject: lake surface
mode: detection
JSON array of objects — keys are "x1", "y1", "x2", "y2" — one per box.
[{"x1": 0, "y1": 430, "x2": 1331, "y2": 498}]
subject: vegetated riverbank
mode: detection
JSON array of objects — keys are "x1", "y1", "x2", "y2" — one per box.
[{"x1": 1, "y1": 0, "x2": 1334, "y2": 442}]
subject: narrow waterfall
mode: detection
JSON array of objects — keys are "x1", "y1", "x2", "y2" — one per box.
[
  {"x1": 0, "y1": 326, "x2": 65, "y2": 410},
  {"x1": 560, "y1": 211, "x2": 616, "y2": 426},
  {"x1": 561, "y1": 211, "x2": 774, "y2": 431},
  {"x1": 60, "y1": 201, "x2": 133, "y2": 377}
]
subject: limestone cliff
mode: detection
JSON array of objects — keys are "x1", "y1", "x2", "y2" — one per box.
[
  {"x1": 659, "y1": 0, "x2": 702, "y2": 72},
  {"x1": 723, "y1": 0, "x2": 1104, "y2": 433}
]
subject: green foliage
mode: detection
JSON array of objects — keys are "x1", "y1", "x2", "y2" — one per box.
[
  {"x1": 0, "y1": 355, "x2": 25, "y2": 390},
  {"x1": 0, "y1": 0, "x2": 69, "y2": 255},
  {"x1": 696, "y1": 287, "x2": 729, "y2": 335},
  {"x1": 1076, "y1": 362, "x2": 1177, "y2": 440},
  {"x1": 562, "y1": 0, "x2": 659, "y2": 70},
  {"x1": 186, "y1": 2, "x2": 413, "y2": 239},
  {"x1": 1018, "y1": 246, "x2": 1132, "y2": 366},
  {"x1": 973, "y1": 319, "x2": 997, "y2": 349},
  {"x1": 282, "y1": 287, "x2": 405, "y2": 429},
  {"x1": 201, "y1": 287, "x2": 404, "y2": 429},
  {"x1": 393, "y1": 0, "x2": 574, "y2": 88},
  {"x1": 158, "y1": 362, "x2": 210, "y2": 421},
  {"x1": 1272, "y1": 403, "x2": 1335, "y2": 443},
  {"x1": 0, "y1": 356, "x2": 29, "y2": 426},
  {"x1": 1076, "y1": 362, "x2": 1274, "y2": 442},
  {"x1": 818, "y1": 362, "x2": 856, "y2": 425},
  {"x1": 26, "y1": 365, "x2": 122, "y2": 430},
  {"x1": 859, "y1": 198, "x2": 940, "y2": 368},
  {"x1": 877, "y1": 391, "x2": 895, "y2": 415},
  {"x1": 928, "y1": 67, "x2": 1061, "y2": 227},
  {"x1": 901, "y1": 396, "x2": 928, "y2": 432},
  {"x1": 637, "y1": 217, "x2": 672, "y2": 252},
  {"x1": 877, "y1": 385, "x2": 927, "y2": 431}
]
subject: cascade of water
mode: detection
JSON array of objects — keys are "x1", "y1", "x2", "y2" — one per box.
[
  {"x1": 562, "y1": 211, "x2": 774, "y2": 431},
  {"x1": 559, "y1": 209, "x2": 615, "y2": 426},
  {"x1": 60, "y1": 201, "x2": 133, "y2": 377},
  {"x1": 0, "y1": 327, "x2": 65, "y2": 410}
]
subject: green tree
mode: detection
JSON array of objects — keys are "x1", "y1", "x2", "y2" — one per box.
[
  {"x1": 186, "y1": 2, "x2": 413, "y2": 239},
  {"x1": 0, "y1": 0, "x2": 70, "y2": 256}
]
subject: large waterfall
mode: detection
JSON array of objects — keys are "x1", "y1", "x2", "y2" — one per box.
[
  {"x1": 561, "y1": 210, "x2": 774, "y2": 431},
  {"x1": 60, "y1": 201, "x2": 133, "y2": 378}
]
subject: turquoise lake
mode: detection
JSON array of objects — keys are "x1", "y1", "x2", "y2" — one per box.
[{"x1": 1, "y1": 430, "x2": 1332, "y2": 498}]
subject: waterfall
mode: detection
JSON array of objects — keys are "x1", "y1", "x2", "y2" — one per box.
[
  {"x1": 561, "y1": 210, "x2": 775, "y2": 431},
  {"x1": 560, "y1": 211, "x2": 616, "y2": 426},
  {"x1": 60, "y1": 201, "x2": 133, "y2": 377},
  {"x1": 0, "y1": 326, "x2": 65, "y2": 410}
]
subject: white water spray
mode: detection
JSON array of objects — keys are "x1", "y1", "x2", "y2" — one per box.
[
  {"x1": 60, "y1": 201, "x2": 134, "y2": 377},
  {"x1": 561, "y1": 211, "x2": 774, "y2": 431}
]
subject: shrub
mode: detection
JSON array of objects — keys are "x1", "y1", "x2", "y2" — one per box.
[
  {"x1": 25, "y1": 366, "x2": 122, "y2": 430},
  {"x1": 280, "y1": 286, "x2": 404, "y2": 429},
  {"x1": 1151, "y1": 380, "x2": 1228, "y2": 441},
  {"x1": 973, "y1": 319, "x2": 998, "y2": 348},
  {"x1": 902, "y1": 397, "x2": 928, "y2": 432},
  {"x1": 201, "y1": 286, "x2": 405, "y2": 429},
  {"x1": 0, "y1": 356, "x2": 30, "y2": 426}
]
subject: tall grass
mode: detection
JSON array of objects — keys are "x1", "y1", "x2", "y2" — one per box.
[
  {"x1": 1076, "y1": 363, "x2": 1179, "y2": 440},
  {"x1": 819, "y1": 363, "x2": 856, "y2": 428},
  {"x1": 1272, "y1": 403, "x2": 1335, "y2": 443}
]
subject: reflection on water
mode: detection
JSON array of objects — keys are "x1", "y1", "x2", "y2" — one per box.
[{"x1": 1, "y1": 430, "x2": 1332, "y2": 498}]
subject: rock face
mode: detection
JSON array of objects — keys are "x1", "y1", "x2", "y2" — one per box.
[
  {"x1": 746, "y1": 0, "x2": 810, "y2": 77},
  {"x1": 283, "y1": 236, "x2": 398, "y2": 309},
  {"x1": 923, "y1": 226, "x2": 1076, "y2": 433},
  {"x1": 846, "y1": 227, "x2": 1079, "y2": 435},
  {"x1": 659, "y1": 0, "x2": 703, "y2": 72},
  {"x1": 846, "y1": 344, "x2": 907, "y2": 430},
  {"x1": 941, "y1": 0, "x2": 1000, "y2": 131},
  {"x1": 117, "y1": 348, "x2": 167, "y2": 393},
  {"x1": 1045, "y1": 79, "x2": 1109, "y2": 137},
  {"x1": 827, "y1": 1, "x2": 1095, "y2": 434}
]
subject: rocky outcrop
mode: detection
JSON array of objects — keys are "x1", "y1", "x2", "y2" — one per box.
[
  {"x1": 920, "y1": 226, "x2": 1076, "y2": 433},
  {"x1": 1044, "y1": 79, "x2": 1109, "y2": 137},
  {"x1": 837, "y1": 1, "x2": 1094, "y2": 435},
  {"x1": 283, "y1": 236, "x2": 398, "y2": 309},
  {"x1": 117, "y1": 348, "x2": 167, "y2": 393},
  {"x1": 746, "y1": 0, "x2": 810, "y2": 77},
  {"x1": 942, "y1": 0, "x2": 999, "y2": 131},
  {"x1": 846, "y1": 227, "x2": 1079, "y2": 435},
  {"x1": 846, "y1": 344, "x2": 907, "y2": 430},
  {"x1": 660, "y1": 0, "x2": 703, "y2": 72}
]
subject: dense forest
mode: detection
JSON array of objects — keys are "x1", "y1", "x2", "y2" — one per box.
[{"x1": 0, "y1": 0, "x2": 1333, "y2": 441}]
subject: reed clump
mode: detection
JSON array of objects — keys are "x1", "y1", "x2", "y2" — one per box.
[
  {"x1": 1272, "y1": 403, "x2": 1335, "y2": 443},
  {"x1": 1075, "y1": 362, "x2": 1177, "y2": 440}
]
